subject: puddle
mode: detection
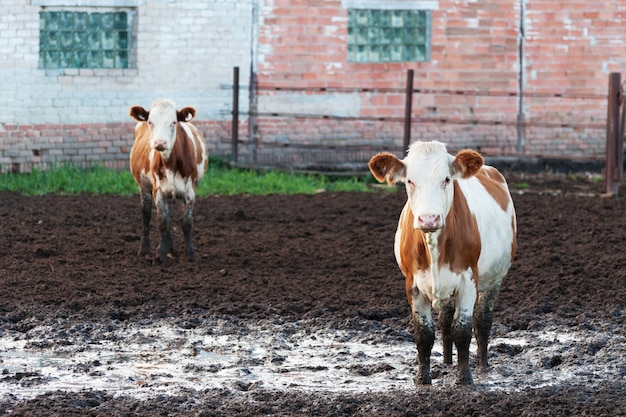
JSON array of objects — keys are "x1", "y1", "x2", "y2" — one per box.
[{"x1": 0, "y1": 318, "x2": 624, "y2": 400}]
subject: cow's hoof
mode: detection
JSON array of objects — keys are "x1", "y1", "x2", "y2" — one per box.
[
  {"x1": 477, "y1": 363, "x2": 491, "y2": 374},
  {"x1": 414, "y1": 373, "x2": 432, "y2": 385},
  {"x1": 456, "y1": 371, "x2": 473, "y2": 385},
  {"x1": 138, "y1": 251, "x2": 151, "y2": 261}
]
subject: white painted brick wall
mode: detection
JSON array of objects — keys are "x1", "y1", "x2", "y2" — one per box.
[{"x1": 0, "y1": 0, "x2": 253, "y2": 125}]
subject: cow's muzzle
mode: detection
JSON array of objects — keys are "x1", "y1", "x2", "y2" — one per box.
[
  {"x1": 152, "y1": 140, "x2": 168, "y2": 152},
  {"x1": 417, "y1": 214, "x2": 441, "y2": 232}
]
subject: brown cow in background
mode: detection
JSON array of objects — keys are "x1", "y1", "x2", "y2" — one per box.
[{"x1": 129, "y1": 99, "x2": 208, "y2": 263}]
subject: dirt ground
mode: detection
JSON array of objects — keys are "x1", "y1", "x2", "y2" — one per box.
[{"x1": 0, "y1": 172, "x2": 625, "y2": 416}]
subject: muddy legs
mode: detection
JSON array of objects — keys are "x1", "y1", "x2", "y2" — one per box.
[
  {"x1": 181, "y1": 200, "x2": 196, "y2": 261},
  {"x1": 452, "y1": 317, "x2": 473, "y2": 385},
  {"x1": 413, "y1": 297, "x2": 477, "y2": 386},
  {"x1": 413, "y1": 316, "x2": 435, "y2": 385},
  {"x1": 138, "y1": 190, "x2": 152, "y2": 257},
  {"x1": 474, "y1": 284, "x2": 500, "y2": 370}
]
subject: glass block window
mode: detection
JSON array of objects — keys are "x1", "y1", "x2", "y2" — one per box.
[
  {"x1": 347, "y1": 9, "x2": 431, "y2": 63},
  {"x1": 39, "y1": 11, "x2": 130, "y2": 69}
]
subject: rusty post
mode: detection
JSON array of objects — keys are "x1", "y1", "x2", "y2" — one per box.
[
  {"x1": 604, "y1": 72, "x2": 622, "y2": 195},
  {"x1": 403, "y1": 69, "x2": 414, "y2": 152},
  {"x1": 231, "y1": 66, "x2": 239, "y2": 166}
]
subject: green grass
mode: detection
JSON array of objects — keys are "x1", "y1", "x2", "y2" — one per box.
[{"x1": 0, "y1": 159, "x2": 382, "y2": 196}]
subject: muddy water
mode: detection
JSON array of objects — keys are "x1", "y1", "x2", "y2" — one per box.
[{"x1": 2, "y1": 317, "x2": 624, "y2": 401}]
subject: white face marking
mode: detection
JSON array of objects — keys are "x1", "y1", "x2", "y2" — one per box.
[
  {"x1": 147, "y1": 100, "x2": 178, "y2": 156},
  {"x1": 403, "y1": 142, "x2": 455, "y2": 231}
]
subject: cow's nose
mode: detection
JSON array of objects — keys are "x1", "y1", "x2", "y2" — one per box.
[
  {"x1": 418, "y1": 214, "x2": 440, "y2": 230},
  {"x1": 152, "y1": 139, "x2": 167, "y2": 151}
]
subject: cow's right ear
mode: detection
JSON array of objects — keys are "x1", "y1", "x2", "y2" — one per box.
[
  {"x1": 129, "y1": 106, "x2": 149, "y2": 122},
  {"x1": 368, "y1": 152, "x2": 406, "y2": 185}
]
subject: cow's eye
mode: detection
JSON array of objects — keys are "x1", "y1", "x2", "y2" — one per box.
[
  {"x1": 407, "y1": 179, "x2": 415, "y2": 189},
  {"x1": 442, "y1": 177, "x2": 451, "y2": 188}
]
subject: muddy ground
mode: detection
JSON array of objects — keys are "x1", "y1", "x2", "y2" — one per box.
[{"x1": 0, "y1": 172, "x2": 625, "y2": 416}]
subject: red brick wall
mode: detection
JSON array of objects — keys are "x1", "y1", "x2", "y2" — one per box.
[
  {"x1": 522, "y1": 1, "x2": 623, "y2": 156},
  {"x1": 0, "y1": 121, "x2": 234, "y2": 174},
  {"x1": 254, "y1": 0, "x2": 622, "y2": 161}
]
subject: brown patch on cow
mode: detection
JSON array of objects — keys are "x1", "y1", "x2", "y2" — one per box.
[
  {"x1": 190, "y1": 127, "x2": 205, "y2": 167},
  {"x1": 129, "y1": 122, "x2": 152, "y2": 183},
  {"x1": 438, "y1": 182, "x2": 481, "y2": 282},
  {"x1": 368, "y1": 153, "x2": 405, "y2": 184},
  {"x1": 480, "y1": 166, "x2": 505, "y2": 183},
  {"x1": 398, "y1": 206, "x2": 431, "y2": 306},
  {"x1": 158, "y1": 123, "x2": 200, "y2": 181},
  {"x1": 475, "y1": 167, "x2": 511, "y2": 211},
  {"x1": 453, "y1": 150, "x2": 484, "y2": 179},
  {"x1": 510, "y1": 216, "x2": 517, "y2": 263}
]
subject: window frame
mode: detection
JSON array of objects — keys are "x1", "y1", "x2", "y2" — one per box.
[
  {"x1": 342, "y1": 0, "x2": 438, "y2": 64},
  {"x1": 33, "y1": 1, "x2": 140, "y2": 72}
]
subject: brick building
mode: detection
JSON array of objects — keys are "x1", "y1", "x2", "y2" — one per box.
[{"x1": 1, "y1": 0, "x2": 625, "y2": 172}]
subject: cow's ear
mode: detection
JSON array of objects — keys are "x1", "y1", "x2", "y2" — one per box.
[
  {"x1": 129, "y1": 106, "x2": 149, "y2": 122},
  {"x1": 452, "y1": 149, "x2": 484, "y2": 179},
  {"x1": 178, "y1": 107, "x2": 196, "y2": 122},
  {"x1": 368, "y1": 152, "x2": 406, "y2": 185}
]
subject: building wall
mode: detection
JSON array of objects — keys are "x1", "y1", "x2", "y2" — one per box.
[
  {"x1": 1, "y1": 0, "x2": 625, "y2": 172},
  {"x1": 0, "y1": 0, "x2": 253, "y2": 172},
  {"x1": 522, "y1": 1, "x2": 624, "y2": 156},
  {"x1": 253, "y1": 0, "x2": 625, "y2": 164}
]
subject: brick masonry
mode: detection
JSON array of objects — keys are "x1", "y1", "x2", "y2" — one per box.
[{"x1": 1, "y1": 0, "x2": 625, "y2": 172}]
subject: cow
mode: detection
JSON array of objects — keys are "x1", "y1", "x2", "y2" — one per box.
[
  {"x1": 368, "y1": 141, "x2": 516, "y2": 385},
  {"x1": 129, "y1": 99, "x2": 208, "y2": 263}
]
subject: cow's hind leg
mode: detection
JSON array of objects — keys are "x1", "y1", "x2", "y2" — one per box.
[
  {"x1": 439, "y1": 302, "x2": 455, "y2": 365},
  {"x1": 474, "y1": 283, "x2": 501, "y2": 370},
  {"x1": 412, "y1": 292, "x2": 435, "y2": 385},
  {"x1": 155, "y1": 195, "x2": 174, "y2": 263},
  {"x1": 138, "y1": 188, "x2": 152, "y2": 258},
  {"x1": 181, "y1": 198, "x2": 196, "y2": 261}
]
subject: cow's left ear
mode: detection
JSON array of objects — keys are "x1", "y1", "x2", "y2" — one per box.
[
  {"x1": 452, "y1": 149, "x2": 484, "y2": 179},
  {"x1": 177, "y1": 107, "x2": 196, "y2": 122}
]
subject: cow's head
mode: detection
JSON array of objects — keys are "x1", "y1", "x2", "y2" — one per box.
[
  {"x1": 368, "y1": 141, "x2": 483, "y2": 232},
  {"x1": 129, "y1": 99, "x2": 196, "y2": 158}
]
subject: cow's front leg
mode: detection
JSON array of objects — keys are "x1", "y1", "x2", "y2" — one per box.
[
  {"x1": 411, "y1": 291, "x2": 435, "y2": 385},
  {"x1": 138, "y1": 189, "x2": 152, "y2": 257},
  {"x1": 181, "y1": 197, "x2": 196, "y2": 261},
  {"x1": 155, "y1": 193, "x2": 173, "y2": 263},
  {"x1": 453, "y1": 276, "x2": 477, "y2": 385},
  {"x1": 474, "y1": 283, "x2": 501, "y2": 370},
  {"x1": 452, "y1": 312, "x2": 473, "y2": 385}
]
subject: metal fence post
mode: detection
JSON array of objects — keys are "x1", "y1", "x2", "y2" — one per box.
[
  {"x1": 604, "y1": 72, "x2": 623, "y2": 196},
  {"x1": 403, "y1": 69, "x2": 414, "y2": 152},
  {"x1": 231, "y1": 66, "x2": 239, "y2": 166}
]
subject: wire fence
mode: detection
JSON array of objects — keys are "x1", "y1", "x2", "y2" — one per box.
[{"x1": 227, "y1": 69, "x2": 616, "y2": 172}]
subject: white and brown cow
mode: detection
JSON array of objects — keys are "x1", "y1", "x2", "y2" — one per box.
[
  {"x1": 129, "y1": 99, "x2": 208, "y2": 263},
  {"x1": 369, "y1": 141, "x2": 516, "y2": 385}
]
